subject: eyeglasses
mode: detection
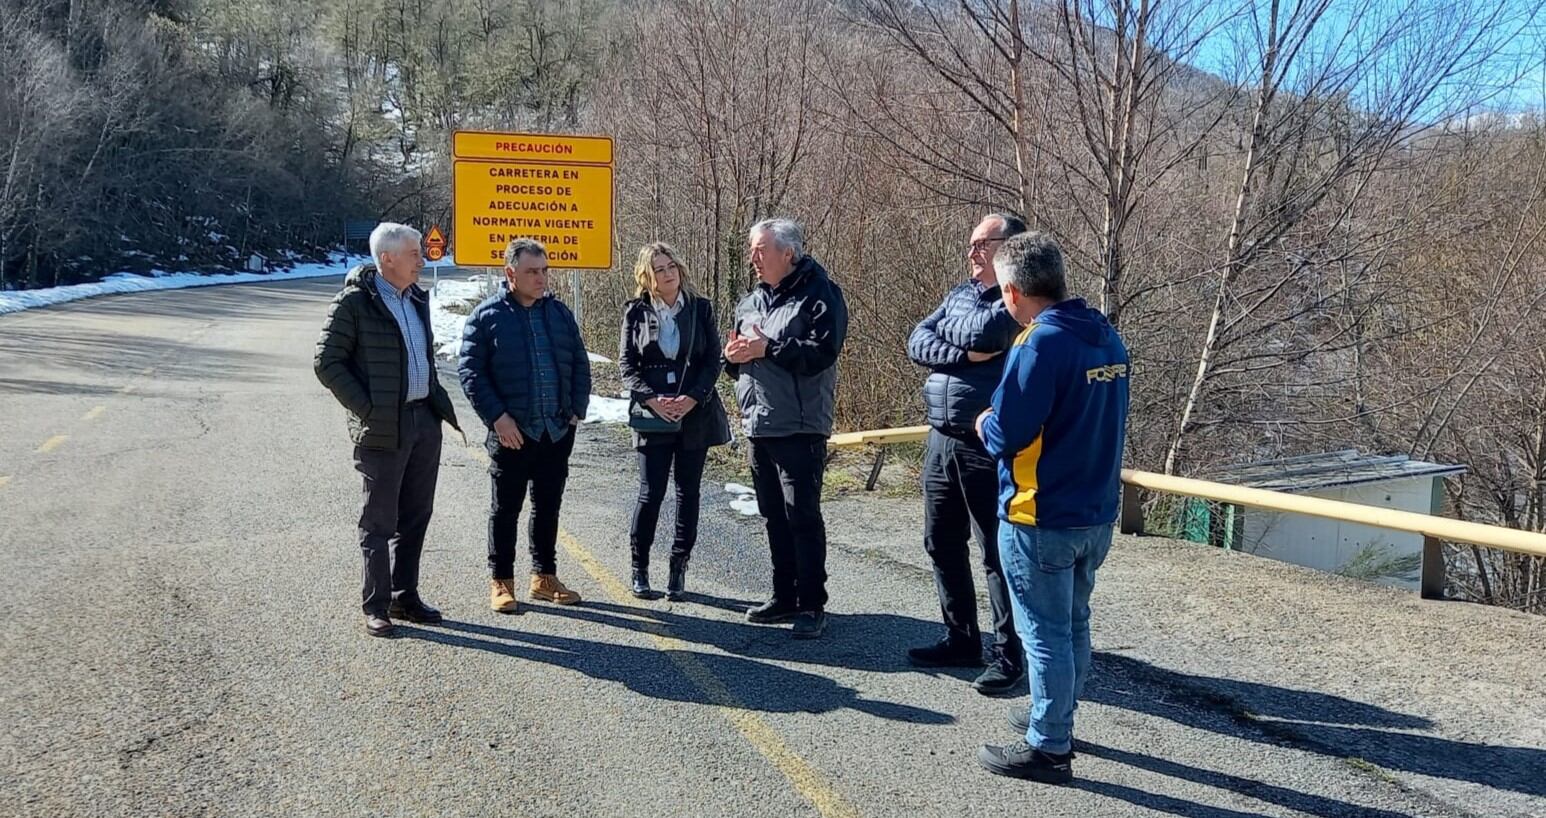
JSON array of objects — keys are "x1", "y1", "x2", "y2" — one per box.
[
  {"x1": 968, "y1": 236, "x2": 1009, "y2": 254},
  {"x1": 652, "y1": 262, "x2": 679, "y2": 275}
]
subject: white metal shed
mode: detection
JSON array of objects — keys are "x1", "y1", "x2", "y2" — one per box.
[{"x1": 1205, "y1": 450, "x2": 1467, "y2": 589}]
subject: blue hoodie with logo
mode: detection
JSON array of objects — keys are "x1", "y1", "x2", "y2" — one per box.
[{"x1": 979, "y1": 298, "x2": 1130, "y2": 528}]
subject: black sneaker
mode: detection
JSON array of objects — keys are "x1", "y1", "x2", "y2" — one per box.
[
  {"x1": 792, "y1": 610, "x2": 828, "y2": 639},
  {"x1": 972, "y1": 659, "x2": 1025, "y2": 696},
  {"x1": 387, "y1": 600, "x2": 442, "y2": 624},
  {"x1": 746, "y1": 599, "x2": 799, "y2": 624},
  {"x1": 977, "y1": 740, "x2": 1074, "y2": 784},
  {"x1": 630, "y1": 569, "x2": 654, "y2": 600},
  {"x1": 907, "y1": 639, "x2": 985, "y2": 668}
]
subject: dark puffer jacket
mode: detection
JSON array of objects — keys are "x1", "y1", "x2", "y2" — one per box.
[
  {"x1": 314, "y1": 263, "x2": 462, "y2": 450},
  {"x1": 907, "y1": 280, "x2": 1021, "y2": 435},
  {"x1": 619, "y1": 294, "x2": 732, "y2": 451},
  {"x1": 458, "y1": 287, "x2": 591, "y2": 432}
]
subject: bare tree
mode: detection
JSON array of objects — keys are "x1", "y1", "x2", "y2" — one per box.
[
  {"x1": 1163, "y1": 0, "x2": 1531, "y2": 474},
  {"x1": 1036, "y1": 0, "x2": 1239, "y2": 323}
]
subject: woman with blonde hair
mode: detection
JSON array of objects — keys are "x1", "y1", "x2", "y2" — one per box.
[{"x1": 618, "y1": 242, "x2": 731, "y2": 599}]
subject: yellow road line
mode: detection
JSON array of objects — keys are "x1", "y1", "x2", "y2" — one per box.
[
  {"x1": 37, "y1": 435, "x2": 68, "y2": 454},
  {"x1": 82, "y1": 406, "x2": 106, "y2": 421},
  {"x1": 120, "y1": 384, "x2": 137, "y2": 395},
  {"x1": 140, "y1": 367, "x2": 155, "y2": 376},
  {"x1": 558, "y1": 531, "x2": 862, "y2": 818},
  {"x1": 0, "y1": 476, "x2": 11, "y2": 490},
  {"x1": 458, "y1": 441, "x2": 858, "y2": 818}
]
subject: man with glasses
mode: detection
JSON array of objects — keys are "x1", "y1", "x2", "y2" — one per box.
[{"x1": 904, "y1": 212, "x2": 1028, "y2": 694}]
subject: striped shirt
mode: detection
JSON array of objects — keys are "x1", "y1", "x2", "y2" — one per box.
[{"x1": 373, "y1": 275, "x2": 430, "y2": 402}]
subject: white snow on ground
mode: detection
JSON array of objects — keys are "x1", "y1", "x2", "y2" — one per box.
[
  {"x1": 427, "y1": 275, "x2": 491, "y2": 361},
  {"x1": 587, "y1": 351, "x2": 612, "y2": 363},
  {"x1": 725, "y1": 482, "x2": 760, "y2": 516},
  {"x1": 583, "y1": 396, "x2": 630, "y2": 425},
  {"x1": 0, "y1": 253, "x2": 364, "y2": 316}
]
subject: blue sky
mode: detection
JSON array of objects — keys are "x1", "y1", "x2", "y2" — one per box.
[{"x1": 1170, "y1": 0, "x2": 1545, "y2": 117}]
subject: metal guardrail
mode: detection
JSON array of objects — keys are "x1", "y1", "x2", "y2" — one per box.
[{"x1": 829, "y1": 425, "x2": 1546, "y2": 599}]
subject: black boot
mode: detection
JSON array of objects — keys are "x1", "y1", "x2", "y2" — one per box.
[
  {"x1": 666, "y1": 556, "x2": 688, "y2": 601},
  {"x1": 631, "y1": 568, "x2": 653, "y2": 599}
]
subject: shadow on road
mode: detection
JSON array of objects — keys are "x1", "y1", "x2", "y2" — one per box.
[
  {"x1": 401, "y1": 619, "x2": 954, "y2": 725},
  {"x1": 518, "y1": 600, "x2": 985, "y2": 683},
  {"x1": 467, "y1": 601, "x2": 1546, "y2": 802},
  {"x1": 1074, "y1": 741, "x2": 1418, "y2": 818},
  {"x1": 1088, "y1": 652, "x2": 1546, "y2": 800}
]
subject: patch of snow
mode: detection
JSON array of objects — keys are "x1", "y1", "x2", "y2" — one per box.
[
  {"x1": 587, "y1": 351, "x2": 613, "y2": 363},
  {"x1": 428, "y1": 277, "x2": 499, "y2": 361},
  {"x1": 583, "y1": 396, "x2": 630, "y2": 425},
  {"x1": 0, "y1": 254, "x2": 362, "y2": 316},
  {"x1": 428, "y1": 290, "x2": 470, "y2": 361},
  {"x1": 725, "y1": 483, "x2": 760, "y2": 517}
]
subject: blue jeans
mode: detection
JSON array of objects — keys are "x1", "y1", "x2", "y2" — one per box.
[{"x1": 998, "y1": 521, "x2": 1113, "y2": 754}]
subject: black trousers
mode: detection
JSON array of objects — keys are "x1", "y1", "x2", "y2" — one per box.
[
  {"x1": 487, "y1": 428, "x2": 576, "y2": 578},
  {"x1": 630, "y1": 441, "x2": 710, "y2": 572},
  {"x1": 922, "y1": 428, "x2": 1022, "y2": 666},
  {"x1": 353, "y1": 403, "x2": 442, "y2": 616},
  {"x1": 750, "y1": 434, "x2": 829, "y2": 612}
]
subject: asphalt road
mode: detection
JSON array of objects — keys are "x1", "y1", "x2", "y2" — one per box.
[{"x1": 2, "y1": 276, "x2": 1543, "y2": 818}]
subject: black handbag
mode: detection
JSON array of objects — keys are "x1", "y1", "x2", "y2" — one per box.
[{"x1": 628, "y1": 300, "x2": 696, "y2": 434}]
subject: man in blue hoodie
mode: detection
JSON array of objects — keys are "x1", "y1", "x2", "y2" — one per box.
[{"x1": 974, "y1": 232, "x2": 1130, "y2": 784}]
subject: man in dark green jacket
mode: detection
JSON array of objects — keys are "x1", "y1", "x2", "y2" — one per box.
[{"x1": 315, "y1": 223, "x2": 462, "y2": 638}]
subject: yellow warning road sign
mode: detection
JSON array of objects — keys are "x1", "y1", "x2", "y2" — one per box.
[
  {"x1": 425, "y1": 225, "x2": 446, "y2": 261},
  {"x1": 451, "y1": 131, "x2": 614, "y2": 269},
  {"x1": 453, "y1": 131, "x2": 614, "y2": 165}
]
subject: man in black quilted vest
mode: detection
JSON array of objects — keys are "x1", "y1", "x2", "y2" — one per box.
[
  {"x1": 905, "y1": 212, "x2": 1028, "y2": 695},
  {"x1": 315, "y1": 223, "x2": 463, "y2": 638},
  {"x1": 725, "y1": 218, "x2": 849, "y2": 640}
]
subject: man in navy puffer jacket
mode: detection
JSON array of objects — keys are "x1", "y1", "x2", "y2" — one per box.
[
  {"x1": 460, "y1": 238, "x2": 591, "y2": 612},
  {"x1": 904, "y1": 213, "x2": 1027, "y2": 695}
]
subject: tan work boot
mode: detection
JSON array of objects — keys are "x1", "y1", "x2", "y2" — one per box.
[
  {"x1": 490, "y1": 578, "x2": 519, "y2": 613},
  {"x1": 530, "y1": 573, "x2": 582, "y2": 605}
]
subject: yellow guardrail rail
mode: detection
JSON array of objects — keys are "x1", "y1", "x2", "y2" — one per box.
[
  {"x1": 828, "y1": 425, "x2": 930, "y2": 448},
  {"x1": 830, "y1": 425, "x2": 1546, "y2": 599}
]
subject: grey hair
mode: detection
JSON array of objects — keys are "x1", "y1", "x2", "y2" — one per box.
[
  {"x1": 749, "y1": 218, "x2": 805, "y2": 261},
  {"x1": 369, "y1": 222, "x2": 422, "y2": 268},
  {"x1": 993, "y1": 231, "x2": 1068, "y2": 302},
  {"x1": 985, "y1": 212, "x2": 1028, "y2": 237},
  {"x1": 504, "y1": 237, "x2": 548, "y2": 268}
]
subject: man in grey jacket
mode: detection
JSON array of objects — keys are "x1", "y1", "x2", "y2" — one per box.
[
  {"x1": 905, "y1": 212, "x2": 1028, "y2": 694},
  {"x1": 725, "y1": 218, "x2": 848, "y2": 639}
]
